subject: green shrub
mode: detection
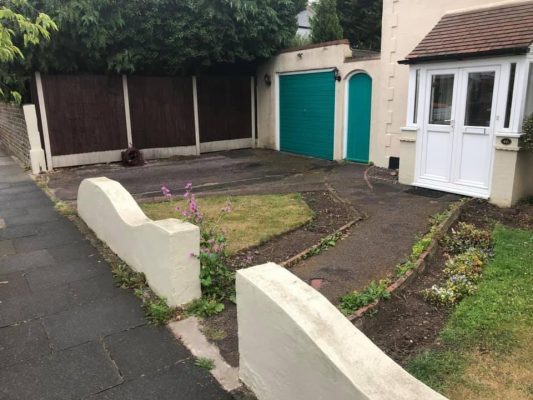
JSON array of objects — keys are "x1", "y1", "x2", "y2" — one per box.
[{"x1": 443, "y1": 222, "x2": 492, "y2": 255}]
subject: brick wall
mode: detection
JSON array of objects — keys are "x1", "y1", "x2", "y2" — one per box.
[{"x1": 0, "y1": 102, "x2": 30, "y2": 167}]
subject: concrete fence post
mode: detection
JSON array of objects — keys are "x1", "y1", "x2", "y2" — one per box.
[
  {"x1": 22, "y1": 104, "x2": 47, "y2": 174},
  {"x1": 237, "y1": 263, "x2": 448, "y2": 400}
]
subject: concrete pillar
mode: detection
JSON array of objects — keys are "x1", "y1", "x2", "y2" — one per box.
[{"x1": 22, "y1": 104, "x2": 47, "y2": 174}]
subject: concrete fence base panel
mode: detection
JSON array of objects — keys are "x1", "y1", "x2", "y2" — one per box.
[
  {"x1": 77, "y1": 177, "x2": 201, "y2": 306},
  {"x1": 237, "y1": 263, "x2": 448, "y2": 400}
]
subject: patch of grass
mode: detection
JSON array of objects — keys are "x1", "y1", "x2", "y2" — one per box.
[
  {"x1": 407, "y1": 226, "x2": 533, "y2": 397},
  {"x1": 202, "y1": 326, "x2": 227, "y2": 341},
  {"x1": 54, "y1": 201, "x2": 76, "y2": 216},
  {"x1": 195, "y1": 357, "x2": 215, "y2": 370},
  {"x1": 140, "y1": 193, "x2": 313, "y2": 254}
]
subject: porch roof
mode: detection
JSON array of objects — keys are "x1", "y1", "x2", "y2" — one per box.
[{"x1": 399, "y1": 1, "x2": 533, "y2": 64}]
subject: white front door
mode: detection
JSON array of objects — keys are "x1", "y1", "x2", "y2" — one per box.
[{"x1": 416, "y1": 66, "x2": 500, "y2": 197}]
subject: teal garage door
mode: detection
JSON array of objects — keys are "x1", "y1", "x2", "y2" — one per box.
[{"x1": 279, "y1": 71, "x2": 335, "y2": 160}]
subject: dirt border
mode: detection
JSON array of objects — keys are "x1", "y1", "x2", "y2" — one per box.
[
  {"x1": 347, "y1": 201, "x2": 465, "y2": 321},
  {"x1": 280, "y1": 219, "x2": 358, "y2": 268}
]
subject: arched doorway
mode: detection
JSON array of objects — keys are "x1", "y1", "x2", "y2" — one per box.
[{"x1": 345, "y1": 73, "x2": 372, "y2": 163}]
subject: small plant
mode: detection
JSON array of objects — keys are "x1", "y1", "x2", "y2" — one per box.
[
  {"x1": 443, "y1": 248, "x2": 486, "y2": 282},
  {"x1": 144, "y1": 297, "x2": 172, "y2": 325},
  {"x1": 422, "y1": 276, "x2": 477, "y2": 306},
  {"x1": 54, "y1": 201, "x2": 76, "y2": 216},
  {"x1": 339, "y1": 279, "x2": 391, "y2": 316},
  {"x1": 306, "y1": 230, "x2": 343, "y2": 258},
  {"x1": 411, "y1": 234, "x2": 433, "y2": 260},
  {"x1": 443, "y1": 222, "x2": 492, "y2": 255},
  {"x1": 112, "y1": 263, "x2": 146, "y2": 289},
  {"x1": 395, "y1": 260, "x2": 415, "y2": 277},
  {"x1": 186, "y1": 298, "x2": 225, "y2": 318},
  {"x1": 195, "y1": 357, "x2": 215, "y2": 370}
]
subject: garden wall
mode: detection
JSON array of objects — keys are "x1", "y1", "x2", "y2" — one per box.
[
  {"x1": 0, "y1": 102, "x2": 31, "y2": 167},
  {"x1": 77, "y1": 177, "x2": 201, "y2": 306},
  {"x1": 237, "y1": 263, "x2": 448, "y2": 400}
]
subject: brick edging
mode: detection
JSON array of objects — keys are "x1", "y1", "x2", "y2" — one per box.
[{"x1": 347, "y1": 200, "x2": 466, "y2": 322}]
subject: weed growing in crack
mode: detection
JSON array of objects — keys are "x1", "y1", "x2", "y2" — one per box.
[{"x1": 195, "y1": 357, "x2": 215, "y2": 370}]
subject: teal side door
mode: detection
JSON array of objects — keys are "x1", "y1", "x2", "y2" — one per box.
[
  {"x1": 346, "y1": 73, "x2": 372, "y2": 163},
  {"x1": 279, "y1": 71, "x2": 335, "y2": 160}
]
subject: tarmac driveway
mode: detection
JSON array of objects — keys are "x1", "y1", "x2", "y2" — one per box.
[{"x1": 46, "y1": 149, "x2": 337, "y2": 201}]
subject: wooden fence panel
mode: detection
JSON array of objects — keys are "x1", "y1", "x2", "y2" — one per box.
[
  {"x1": 197, "y1": 76, "x2": 251, "y2": 143},
  {"x1": 128, "y1": 76, "x2": 195, "y2": 149},
  {"x1": 41, "y1": 75, "x2": 127, "y2": 156}
]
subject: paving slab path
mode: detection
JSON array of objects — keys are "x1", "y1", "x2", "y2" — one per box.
[{"x1": 0, "y1": 150, "x2": 232, "y2": 399}]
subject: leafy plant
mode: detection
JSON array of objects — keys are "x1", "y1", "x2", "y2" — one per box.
[
  {"x1": 111, "y1": 263, "x2": 147, "y2": 289},
  {"x1": 443, "y1": 248, "x2": 486, "y2": 282},
  {"x1": 443, "y1": 222, "x2": 492, "y2": 255},
  {"x1": 521, "y1": 113, "x2": 533, "y2": 152},
  {"x1": 422, "y1": 276, "x2": 477, "y2": 306},
  {"x1": 422, "y1": 226, "x2": 491, "y2": 307},
  {"x1": 339, "y1": 279, "x2": 390, "y2": 316},
  {"x1": 144, "y1": 297, "x2": 172, "y2": 325},
  {"x1": 195, "y1": 357, "x2": 215, "y2": 370},
  {"x1": 306, "y1": 230, "x2": 343, "y2": 258},
  {"x1": 186, "y1": 298, "x2": 225, "y2": 318},
  {"x1": 0, "y1": 0, "x2": 57, "y2": 102}
]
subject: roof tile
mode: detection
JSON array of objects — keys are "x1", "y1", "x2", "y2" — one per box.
[{"x1": 400, "y1": 1, "x2": 533, "y2": 63}]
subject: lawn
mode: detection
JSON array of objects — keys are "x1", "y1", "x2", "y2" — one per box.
[
  {"x1": 407, "y1": 226, "x2": 533, "y2": 399},
  {"x1": 140, "y1": 193, "x2": 313, "y2": 254}
]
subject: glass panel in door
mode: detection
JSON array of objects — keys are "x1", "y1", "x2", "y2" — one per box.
[
  {"x1": 419, "y1": 71, "x2": 457, "y2": 182},
  {"x1": 453, "y1": 68, "x2": 499, "y2": 190},
  {"x1": 429, "y1": 74, "x2": 454, "y2": 125},
  {"x1": 464, "y1": 72, "x2": 495, "y2": 127}
]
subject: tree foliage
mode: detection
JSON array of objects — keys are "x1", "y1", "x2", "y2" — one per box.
[
  {"x1": 310, "y1": 0, "x2": 343, "y2": 44},
  {"x1": 25, "y1": 0, "x2": 307, "y2": 75},
  {"x1": 0, "y1": 0, "x2": 57, "y2": 102},
  {"x1": 337, "y1": 0, "x2": 382, "y2": 50}
]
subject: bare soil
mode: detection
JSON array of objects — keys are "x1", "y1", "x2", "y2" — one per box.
[
  {"x1": 226, "y1": 191, "x2": 358, "y2": 270},
  {"x1": 203, "y1": 191, "x2": 357, "y2": 367},
  {"x1": 357, "y1": 199, "x2": 533, "y2": 366}
]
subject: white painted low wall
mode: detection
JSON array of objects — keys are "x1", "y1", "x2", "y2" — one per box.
[
  {"x1": 237, "y1": 263, "x2": 448, "y2": 400},
  {"x1": 78, "y1": 177, "x2": 201, "y2": 306}
]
